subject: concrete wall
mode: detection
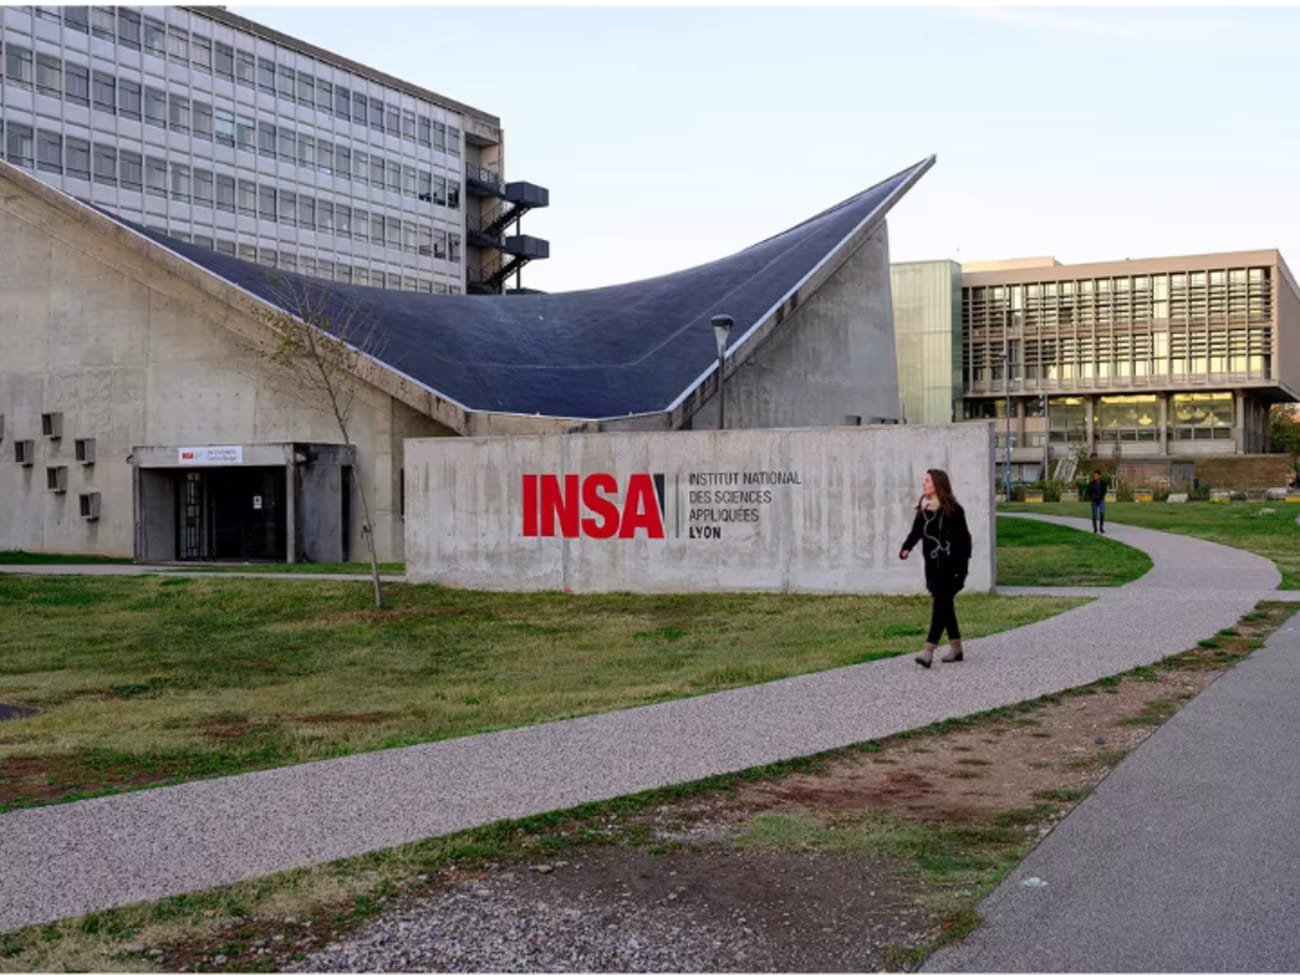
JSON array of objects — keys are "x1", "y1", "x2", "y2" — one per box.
[
  {"x1": 690, "y1": 225, "x2": 901, "y2": 430},
  {"x1": 405, "y1": 423, "x2": 995, "y2": 594},
  {"x1": 0, "y1": 178, "x2": 451, "y2": 560}
]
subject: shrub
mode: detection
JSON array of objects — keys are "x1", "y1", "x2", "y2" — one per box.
[
  {"x1": 1116, "y1": 481, "x2": 1135, "y2": 502},
  {"x1": 1190, "y1": 482, "x2": 1211, "y2": 501}
]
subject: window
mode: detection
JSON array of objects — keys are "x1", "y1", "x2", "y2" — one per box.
[
  {"x1": 171, "y1": 162, "x2": 191, "y2": 201},
  {"x1": 296, "y1": 71, "x2": 314, "y2": 106},
  {"x1": 354, "y1": 267, "x2": 368, "y2": 286},
  {"x1": 336, "y1": 266, "x2": 352, "y2": 284},
  {"x1": 216, "y1": 173, "x2": 235, "y2": 212},
  {"x1": 64, "y1": 62, "x2": 89, "y2": 105},
  {"x1": 370, "y1": 155, "x2": 384, "y2": 186},
  {"x1": 36, "y1": 53, "x2": 61, "y2": 97},
  {"x1": 433, "y1": 228, "x2": 446, "y2": 259},
  {"x1": 277, "y1": 126, "x2": 296, "y2": 161},
  {"x1": 119, "y1": 78, "x2": 141, "y2": 119},
  {"x1": 258, "y1": 248, "x2": 277, "y2": 268},
  {"x1": 238, "y1": 243, "x2": 256, "y2": 263},
  {"x1": 334, "y1": 84, "x2": 350, "y2": 119},
  {"x1": 193, "y1": 168, "x2": 213, "y2": 205},
  {"x1": 65, "y1": 137, "x2": 89, "y2": 179},
  {"x1": 145, "y1": 87, "x2": 166, "y2": 127},
  {"x1": 318, "y1": 199, "x2": 334, "y2": 233},
  {"x1": 385, "y1": 216, "x2": 401, "y2": 248},
  {"x1": 315, "y1": 78, "x2": 332, "y2": 113},
  {"x1": 336, "y1": 144, "x2": 350, "y2": 179},
  {"x1": 117, "y1": 8, "x2": 141, "y2": 47},
  {"x1": 279, "y1": 189, "x2": 297, "y2": 226},
  {"x1": 236, "y1": 115, "x2": 255, "y2": 152},
  {"x1": 371, "y1": 270, "x2": 385, "y2": 289},
  {"x1": 6, "y1": 44, "x2": 34, "y2": 87},
  {"x1": 385, "y1": 104, "x2": 400, "y2": 135},
  {"x1": 92, "y1": 143, "x2": 116, "y2": 184},
  {"x1": 353, "y1": 207, "x2": 368, "y2": 240},
  {"x1": 237, "y1": 179, "x2": 256, "y2": 215},
  {"x1": 352, "y1": 91, "x2": 367, "y2": 125},
  {"x1": 298, "y1": 195, "x2": 315, "y2": 230},
  {"x1": 214, "y1": 108, "x2": 236, "y2": 146},
  {"x1": 5, "y1": 123, "x2": 34, "y2": 168},
  {"x1": 257, "y1": 57, "x2": 275, "y2": 93},
  {"x1": 353, "y1": 149, "x2": 369, "y2": 184},
  {"x1": 417, "y1": 224, "x2": 432, "y2": 257},
  {"x1": 145, "y1": 156, "x2": 167, "y2": 197},
  {"x1": 167, "y1": 26, "x2": 189, "y2": 64},
  {"x1": 91, "y1": 6, "x2": 115, "y2": 40},
  {"x1": 168, "y1": 94, "x2": 190, "y2": 133},
  {"x1": 447, "y1": 126, "x2": 460, "y2": 156},
  {"x1": 258, "y1": 184, "x2": 276, "y2": 220},
  {"x1": 214, "y1": 41, "x2": 233, "y2": 79},
  {"x1": 418, "y1": 115, "x2": 432, "y2": 146},
  {"x1": 297, "y1": 132, "x2": 314, "y2": 168},
  {"x1": 402, "y1": 165, "x2": 417, "y2": 196},
  {"x1": 216, "y1": 239, "x2": 236, "y2": 257},
  {"x1": 280, "y1": 253, "x2": 297, "y2": 272},
  {"x1": 191, "y1": 35, "x2": 211, "y2": 71},
  {"x1": 369, "y1": 212, "x2": 383, "y2": 243},
  {"x1": 258, "y1": 120, "x2": 276, "y2": 158},
  {"x1": 317, "y1": 141, "x2": 333, "y2": 173},
  {"x1": 336, "y1": 204, "x2": 351, "y2": 237},
  {"x1": 192, "y1": 100, "x2": 213, "y2": 140},
  {"x1": 402, "y1": 109, "x2": 416, "y2": 140},
  {"x1": 143, "y1": 16, "x2": 166, "y2": 56},
  {"x1": 386, "y1": 160, "x2": 401, "y2": 193},
  {"x1": 235, "y1": 50, "x2": 255, "y2": 87},
  {"x1": 119, "y1": 150, "x2": 142, "y2": 190},
  {"x1": 64, "y1": 7, "x2": 89, "y2": 32},
  {"x1": 193, "y1": 234, "x2": 214, "y2": 251},
  {"x1": 433, "y1": 121, "x2": 446, "y2": 152},
  {"x1": 417, "y1": 169, "x2": 432, "y2": 201},
  {"x1": 448, "y1": 232, "x2": 461, "y2": 263},
  {"x1": 278, "y1": 63, "x2": 295, "y2": 97},
  {"x1": 300, "y1": 256, "x2": 317, "y2": 277},
  {"x1": 433, "y1": 174, "x2": 446, "y2": 206},
  {"x1": 402, "y1": 220, "x2": 417, "y2": 252},
  {"x1": 369, "y1": 96, "x2": 384, "y2": 131},
  {"x1": 91, "y1": 72, "x2": 116, "y2": 113},
  {"x1": 36, "y1": 130, "x2": 62, "y2": 174},
  {"x1": 447, "y1": 182, "x2": 459, "y2": 209},
  {"x1": 35, "y1": 7, "x2": 63, "y2": 23}
]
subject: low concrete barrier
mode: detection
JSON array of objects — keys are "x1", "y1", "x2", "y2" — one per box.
[{"x1": 404, "y1": 424, "x2": 995, "y2": 594}]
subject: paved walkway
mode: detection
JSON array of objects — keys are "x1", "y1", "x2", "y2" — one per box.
[
  {"x1": 0, "y1": 516, "x2": 1285, "y2": 932},
  {"x1": 926, "y1": 608, "x2": 1300, "y2": 972}
]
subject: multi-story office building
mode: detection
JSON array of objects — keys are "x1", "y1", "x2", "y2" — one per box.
[
  {"x1": 0, "y1": 5, "x2": 548, "y2": 294},
  {"x1": 894, "y1": 251, "x2": 1300, "y2": 480}
]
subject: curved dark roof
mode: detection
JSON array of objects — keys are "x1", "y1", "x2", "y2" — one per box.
[{"x1": 116, "y1": 156, "x2": 932, "y2": 420}]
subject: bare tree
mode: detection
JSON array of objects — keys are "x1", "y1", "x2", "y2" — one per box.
[{"x1": 252, "y1": 274, "x2": 389, "y2": 609}]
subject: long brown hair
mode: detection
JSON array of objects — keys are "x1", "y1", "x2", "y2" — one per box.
[{"x1": 916, "y1": 467, "x2": 959, "y2": 516}]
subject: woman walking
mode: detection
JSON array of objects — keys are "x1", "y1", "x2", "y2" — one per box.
[{"x1": 899, "y1": 468, "x2": 973, "y2": 668}]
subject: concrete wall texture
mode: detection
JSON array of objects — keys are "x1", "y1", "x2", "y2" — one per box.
[
  {"x1": 405, "y1": 424, "x2": 996, "y2": 594},
  {"x1": 689, "y1": 225, "x2": 901, "y2": 431},
  {"x1": 0, "y1": 175, "x2": 451, "y2": 560}
]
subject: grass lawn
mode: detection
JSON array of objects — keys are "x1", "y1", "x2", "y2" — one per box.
[
  {"x1": 996, "y1": 517, "x2": 1152, "y2": 587},
  {"x1": 1001, "y1": 501, "x2": 1300, "y2": 589},
  {"x1": 0, "y1": 575, "x2": 1084, "y2": 810}
]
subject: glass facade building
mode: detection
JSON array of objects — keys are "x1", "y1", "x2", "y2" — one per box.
[
  {"x1": 893, "y1": 251, "x2": 1300, "y2": 477},
  {"x1": 0, "y1": 6, "x2": 547, "y2": 293}
]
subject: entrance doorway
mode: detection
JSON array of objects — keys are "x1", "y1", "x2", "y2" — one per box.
[{"x1": 176, "y1": 467, "x2": 286, "y2": 561}]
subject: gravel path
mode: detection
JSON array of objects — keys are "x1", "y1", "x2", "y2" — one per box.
[{"x1": 0, "y1": 515, "x2": 1282, "y2": 932}]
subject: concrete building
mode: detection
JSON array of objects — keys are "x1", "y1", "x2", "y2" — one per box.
[
  {"x1": 894, "y1": 251, "x2": 1300, "y2": 481},
  {"x1": 0, "y1": 5, "x2": 548, "y2": 295},
  {"x1": 0, "y1": 155, "x2": 932, "y2": 562}
]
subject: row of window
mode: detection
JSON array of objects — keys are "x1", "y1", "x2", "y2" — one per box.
[
  {"x1": 24, "y1": 5, "x2": 463, "y2": 154},
  {"x1": 2, "y1": 119, "x2": 463, "y2": 263},
  {"x1": 149, "y1": 226, "x2": 462, "y2": 294},
  {"x1": 3, "y1": 41, "x2": 463, "y2": 210}
]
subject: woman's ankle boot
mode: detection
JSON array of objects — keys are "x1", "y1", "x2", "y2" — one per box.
[
  {"x1": 942, "y1": 640, "x2": 964, "y2": 662},
  {"x1": 915, "y1": 642, "x2": 937, "y2": 668}
]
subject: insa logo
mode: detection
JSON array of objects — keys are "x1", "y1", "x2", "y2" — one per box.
[{"x1": 522, "y1": 473, "x2": 666, "y2": 539}]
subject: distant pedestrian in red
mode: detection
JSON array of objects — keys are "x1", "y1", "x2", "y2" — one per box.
[{"x1": 900, "y1": 469, "x2": 973, "y2": 668}]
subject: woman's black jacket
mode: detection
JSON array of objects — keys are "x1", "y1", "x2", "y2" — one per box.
[{"x1": 901, "y1": 502, "x2": 973, "y2": 595}]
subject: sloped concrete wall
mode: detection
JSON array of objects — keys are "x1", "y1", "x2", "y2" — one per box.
[{"x1": 405, "y1": 423, "x2": 995, "y2": 594}]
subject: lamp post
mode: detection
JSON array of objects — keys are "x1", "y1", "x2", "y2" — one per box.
[
  {"x1": 1002, "y1": 309, "x2": 1013, "y2": 499},
  {"x1": 711, "y1": 314, "x2": 734, "y2": 430}
]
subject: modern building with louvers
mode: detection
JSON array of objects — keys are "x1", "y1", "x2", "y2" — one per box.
[
  {"x1": 893, "y1": 251, "x2": 1300, "y2": 481},
  {"x1": 0, "y1": 5, "x2": 549, "y2": 295}
]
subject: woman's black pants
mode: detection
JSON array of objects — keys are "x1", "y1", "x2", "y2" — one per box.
[{"x1": 927, "y1": 590, "x2": 961, "y2": 643}]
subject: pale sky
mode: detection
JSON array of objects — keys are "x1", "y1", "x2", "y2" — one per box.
[{"x1": 232, "y1": 4, "x2": 1300, "y2": 294}]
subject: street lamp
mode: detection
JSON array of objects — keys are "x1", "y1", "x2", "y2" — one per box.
[
  {"x1": 711, "y1": 314, "x2": 734, "y2": 430},
  {"x1": 1002, "y1": 309, "x2": 1013, "y2": 499}
]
